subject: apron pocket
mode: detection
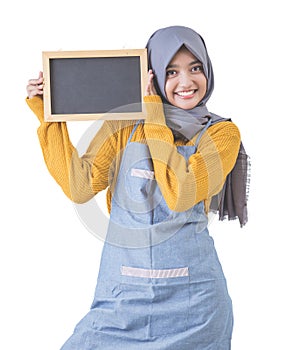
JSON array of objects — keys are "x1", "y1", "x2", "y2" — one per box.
[
  {"x1": 150, "y1": 281, "x2": 190, "y2": 337},
  {"x1": 120, "y1": 266, "x2": 190, "y2": 337},
  {"x1": 127, "y1": 168, "x2": 156, "y2": 204}
]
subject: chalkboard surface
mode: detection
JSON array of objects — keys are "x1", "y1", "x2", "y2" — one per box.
[{"x1": 43, "y1": 49, "x2": 148, "y2": 121}]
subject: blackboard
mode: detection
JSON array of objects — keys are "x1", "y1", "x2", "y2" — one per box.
[{"x1": 42, "y1": 49, "x2": 148, "y2": 121}]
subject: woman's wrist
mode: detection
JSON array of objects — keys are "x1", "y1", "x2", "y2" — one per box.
[{"x1": 143, "y1": 95, "x2": 166, "y2": 125}]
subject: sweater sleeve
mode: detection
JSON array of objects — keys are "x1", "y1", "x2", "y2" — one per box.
[
  {"x1": 143, "y1": 95, "x2": 241, "y2": 212},
  {"x1": 26, "y1": 96, "x2": 118, "y2": 203}
]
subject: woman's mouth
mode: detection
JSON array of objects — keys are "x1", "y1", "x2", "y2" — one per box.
[{"x1": 175, "y1": 90, "x2": 197, "y2": 98}]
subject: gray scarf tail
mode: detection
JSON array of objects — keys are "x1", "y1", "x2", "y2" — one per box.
[{"x1": 210, "y1": 142, "x2": 250, "y2": 227}]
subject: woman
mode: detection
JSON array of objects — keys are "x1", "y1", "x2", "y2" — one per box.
[{"x1": 27, "y1": 25, "x2": 247, "y2": 349}]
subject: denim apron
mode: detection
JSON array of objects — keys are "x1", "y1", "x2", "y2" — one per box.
[{"x1": 61, "y1": 121, "x2": 233, "y2": 350}]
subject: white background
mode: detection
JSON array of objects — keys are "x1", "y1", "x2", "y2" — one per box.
[{"x1": 1, "y1": 0, "x2": 292, "y2": 349}]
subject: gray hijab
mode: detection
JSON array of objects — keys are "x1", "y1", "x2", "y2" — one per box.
[
  {"x1": 146, "y1": 26, "x2": 250, "y2": 226},
  {"x1": 146, "y1": 25, "x2": 222, "y2": 140}
]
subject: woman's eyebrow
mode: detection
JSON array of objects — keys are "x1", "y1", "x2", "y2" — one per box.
[
  {"x1": 189, "y1": 59, "x2": 201, "y2": 65},
  {"x1": 166, "y1": 59, "x2": 201, "y2": 70},
  {"x1": 166, "y1": 63, "x2": 178, "y2": 70}
]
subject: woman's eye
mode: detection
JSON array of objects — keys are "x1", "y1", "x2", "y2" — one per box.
[
  {"x1": 191, "y1": 65, "x2": 203, "y2": 73},
  {"x1": 166, "y1": 70, "x2": 177, "y2": 77}
]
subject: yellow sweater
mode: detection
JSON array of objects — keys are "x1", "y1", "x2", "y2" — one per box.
[{"x1": 26, "y1": 95, "x2": 241, "y2": 213}]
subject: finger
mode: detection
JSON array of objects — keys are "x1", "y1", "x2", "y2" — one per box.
[
  {"x1": 146, "y1": 81, "x2": 154, "y2": 96},
  {"x1": 147, "y1": 70, "x2": 158, "y2": 95},
  {"x1": 145, "y1": 83, "x2": 151, "y2": 96},
  {"x1": 145, "y1": 70, "x2": 154, "y2": 95},
  {"x1": 148, "y1": 69, "x2": 154, "y2": 83},
  {"x1": 27, "y1": 78, "x2": 43, "y2": 87},
  {"x1": 26, "y1": 83, "x2": 44, "y2": 99},
  {"x1": 28, "y1": 73, "x2": 44, "y2": 86},
  {"x1": 27, "y1": 83, "x2": 43, "y2": 93}
]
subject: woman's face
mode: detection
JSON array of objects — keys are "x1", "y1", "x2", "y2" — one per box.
[{"x1": 164, "y1": 46, "x2": 207, "y2": 110}]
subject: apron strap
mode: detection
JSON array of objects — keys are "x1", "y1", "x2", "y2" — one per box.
[
  {"x1": 193, "y1": 117, "x2": 212, "y2": 153},
  {"x1": 127, "y1": 120, "x2": 143, "y2": 144}
]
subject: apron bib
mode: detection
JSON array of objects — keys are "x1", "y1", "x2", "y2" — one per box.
[{"x1": 61, "y1": 121, "x2": 233, "y2": 350}]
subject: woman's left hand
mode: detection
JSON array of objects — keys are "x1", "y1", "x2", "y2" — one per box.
[
  {"x1": 145, "y1": 69, "x2": 157, "y2": 96},
  {"x1": 27, "y1": 71, "x2": 44, "y2": 99}
]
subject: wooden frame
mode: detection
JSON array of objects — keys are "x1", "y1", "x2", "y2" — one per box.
[{"x1": 42, "y1": 49, "x2": 148, "y2": 121}]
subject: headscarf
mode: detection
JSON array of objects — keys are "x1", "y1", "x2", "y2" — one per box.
[
  {"x1": 146, "y1": 25, "x2": 223, "y2": 140},
  {"x1": 146, "y1": 25, "x2": 250, "y2": 226}
]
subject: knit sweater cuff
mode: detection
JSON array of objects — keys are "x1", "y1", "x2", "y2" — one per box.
[
  {"x1": 143, "y1": 95, "x2": 174, "y2": 145},
  {"x1": 143, "y1": 95, "x2": 166, "y2": 125},
  {"x1": 25, "y1": 96, "x2": 46, "y2": 123}
]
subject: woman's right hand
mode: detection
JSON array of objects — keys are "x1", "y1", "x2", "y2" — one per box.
[
  {"x1": 145, "y1": 69, "x2": 157, "y2": 96},
  {"x1": 26, "y1": 71, "x2": 44, "y2": 99}
]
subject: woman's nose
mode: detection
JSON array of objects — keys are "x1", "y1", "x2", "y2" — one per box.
[{"x1": 178, "y1": 72, "x2": 192, "y2": 88}]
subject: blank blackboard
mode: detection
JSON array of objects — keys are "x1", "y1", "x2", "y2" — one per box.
[{"x1": 42, "y1": 49, "x2": 148, "y2": 121}]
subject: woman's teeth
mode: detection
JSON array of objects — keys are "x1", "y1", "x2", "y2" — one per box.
[{"x1": 176, "y1": 90, "x2": 195, "y2": 97}]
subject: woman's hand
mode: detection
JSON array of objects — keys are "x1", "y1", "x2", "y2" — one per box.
[
  {"x1": 145, "y1": 69, "x2": 157, "y2": 96},
  {"x1": 26, "y1": 71, "x2": 44, "y2": 99}
]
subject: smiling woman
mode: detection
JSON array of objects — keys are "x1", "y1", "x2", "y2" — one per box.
[
  {"x1": 25, "y1": 25, "x2": 248, "y2": 350},
  {"x1": 165, "y1": 46, "x2": 207, "y2": 110}
]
